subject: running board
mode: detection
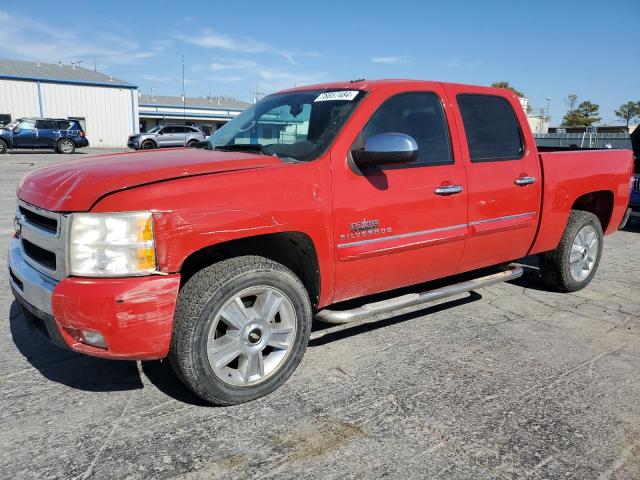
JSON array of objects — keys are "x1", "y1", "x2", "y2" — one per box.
[{"x1": 315, "y1": 265, "x2": 523, "y2": 325}]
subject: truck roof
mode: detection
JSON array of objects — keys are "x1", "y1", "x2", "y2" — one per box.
[{"x1": 277, "y1": 79, "x2": 512, "y2": 96}]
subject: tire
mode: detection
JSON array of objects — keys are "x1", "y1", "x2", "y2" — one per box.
[
  {"x1": 0, "y1": 139, "x2": 7, "y2": 154},
  {"x1": 56, "y1": 139, "x2": 75, "y2": 154},
  {"x1": 187, "y1": 140, "x2": 198, "y2": 148},
  {"x1": 141, "y1": 140, "x2": 156, "y2": 150},
  {"x1": 169, "y1": 256, "x2": 312, "y2": 406},
  {"x1": 540, "y1": 210, "x2": 603, "y2": 292}
]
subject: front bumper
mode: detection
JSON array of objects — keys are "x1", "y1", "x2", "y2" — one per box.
[
  {"x1": 8, "y1": 236, "x2": 181, "y2": 360},
  {"x1": 127, "y1": 140, "x2": 140, "y2": 149}
]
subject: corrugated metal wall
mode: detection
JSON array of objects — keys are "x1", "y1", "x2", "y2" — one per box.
[
  {"x1": 0, "y1": 79, "x2": 138, "y2": 148},
  {"x1": 0, "y1": 79, "x2": 40, "y2": 118}
]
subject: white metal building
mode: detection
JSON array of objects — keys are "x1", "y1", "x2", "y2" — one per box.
[
  {"x1": 138, "y1": 94, "x2": 250, "y2": 136},
  {"x1": 0, "y1": 59, "x2": 138, "y2": 148}
]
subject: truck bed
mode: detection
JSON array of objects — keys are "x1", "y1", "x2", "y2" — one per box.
[{"x1": 529, "y1": 148, "x2": 634, "y2": 255}]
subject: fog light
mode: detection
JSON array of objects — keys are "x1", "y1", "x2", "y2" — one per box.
[
  {"x1": 82, "y1": 331, "x2": 107, "y2": 349},
  {"x1": 65, "y1": 328, "x2": 107, "y2": 349}
]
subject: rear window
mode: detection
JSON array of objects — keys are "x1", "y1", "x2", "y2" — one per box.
[
  {"x1": 36, "y1": 120, "x2": 57, "y2": 129},
  {"x1": 57, "y1": 121, "x2": 76, "y2": 130},
  {"x1": 457, "y1": 94, "x2": 524, "y2": 162}
]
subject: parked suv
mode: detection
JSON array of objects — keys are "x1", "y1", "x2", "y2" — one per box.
[
  {"x1": 127, "y1": 125, "x2": 206, "y2": 150},
  {"x1": 0, "y1": 118, "x2": 88, "y2": 154}
]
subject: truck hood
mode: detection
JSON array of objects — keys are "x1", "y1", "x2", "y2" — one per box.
[{"x1": 18, "y1": 148, "x2": 285, "y2": 211}]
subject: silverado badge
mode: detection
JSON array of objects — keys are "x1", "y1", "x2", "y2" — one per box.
[{"x1": 339, "y1": 218, "x2": 392, "y2": 242}]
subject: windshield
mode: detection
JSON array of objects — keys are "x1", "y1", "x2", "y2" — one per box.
[
  {"x1": 148, "y1": 126, "x2": 163, "y2": 134},
  {"x1": 209, "y1": 89, "x2": 365, "y2": 161}
]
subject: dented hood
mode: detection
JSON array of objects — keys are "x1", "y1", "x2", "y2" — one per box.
[{"x1": 18, "y1": 148, "x2": 284, "y2": 211}]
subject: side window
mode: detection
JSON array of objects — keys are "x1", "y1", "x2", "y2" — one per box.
[
  {"x1": 361, "y1": 92, "x2": 452, "y2": 167},
  {"x1": 57, "y1": 121, "x2": 73, "y2": 130},
  {"x1": 457, "y1": 94, "x2": 524, "y2": 162},
  {"x1": 17, "y1": 119, "x2": 36, "y2": 130},
  {"x1": 36, "y1": 120, "x2": 57, "y2": 129}
]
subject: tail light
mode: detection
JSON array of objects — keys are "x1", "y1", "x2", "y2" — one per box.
[{"x1": 79, "y1": 131, "x2": 85, "y2": 137}]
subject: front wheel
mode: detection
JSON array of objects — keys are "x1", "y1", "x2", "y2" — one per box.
[
  {"x1": 0, "y1": 139, "x2": 7, "y2": 154},
  {"x1": 56, "y1": 139, "x2": 75, "y2": 154},
  {"x1": 169, "y1": 256, "x2": 312, "y2": 405},
  {"x1": 540, "y1": 210, "x2": 603, "y2": 292}
]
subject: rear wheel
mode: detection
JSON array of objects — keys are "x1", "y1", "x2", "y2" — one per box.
[
  {"x1": 0, "y1": 139, "x2": 7, "y2": 154},
  {"x1": 56, "y1": 139, "x2": 75, "y2": 154},
  {"x1": 540, "y1": 210, "x2": 603, "y2": 292},
  {"x1": 169, "y1": 256, "x2": 312, "y2": 405},
  {"x1": 141, "y1": 140, "x2": 155, "y2": 150},
  {"x1": 187, "y1": 139, "x2": 198, "y2": 148}
]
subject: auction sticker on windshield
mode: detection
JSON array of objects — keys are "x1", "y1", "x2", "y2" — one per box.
[{"x1": 314, "y1": 91, "x2": 359, "y2": 102}]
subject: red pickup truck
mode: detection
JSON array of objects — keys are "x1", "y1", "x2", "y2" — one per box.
[{"x1": 9, "y1": 80, "x2": 634, "y2": 405}]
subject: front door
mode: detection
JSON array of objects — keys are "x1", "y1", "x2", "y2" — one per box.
[
  {"x1": 331, "y1": 86, "x2": 468, "y2": 302},
  {"x1": 449, "y1": 88, "x2": 542, "y2": 271},
  {"x1": 12, "y1": 119, "x2": 37, "y2": 147}
]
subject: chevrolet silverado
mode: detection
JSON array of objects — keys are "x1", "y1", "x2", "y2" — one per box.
[{"x1": 8, "y1": 80, "x2": 634, "y2": 405}]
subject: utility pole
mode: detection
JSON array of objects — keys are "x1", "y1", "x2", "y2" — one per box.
[
  {"x1": 252, "y1": 82, "x2": 264, "y2": 103},
  {"x1": 182, "y1": 55, "x2": 187, "y2": 144}
]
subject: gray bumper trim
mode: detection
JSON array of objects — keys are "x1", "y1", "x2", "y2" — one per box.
[{"x1": 8, "y1": 236, "x2": 58, "y2": 315}]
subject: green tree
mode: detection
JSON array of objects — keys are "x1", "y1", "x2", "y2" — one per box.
[
  {"x1": 614, "y1": 101, "x2": 640, "y2": 127},
  {"x1": 562, "y1": 101, "x2": 601, "y2": 126},
  {"x1": 491, "y1": 81, "x2": 525, "y2": 99}
]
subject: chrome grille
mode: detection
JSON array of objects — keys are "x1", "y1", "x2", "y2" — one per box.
[
  {"x1": 633, "y1": 176, "x2": 640, "y2": 193},
  {"x1": 16, "y1": 200, "x2": 68, "y2": 281}
]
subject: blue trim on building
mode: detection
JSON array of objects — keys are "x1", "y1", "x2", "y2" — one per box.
[
  {"x1": 139, "y1": 103, "x2": 244, "y2": 113},
  {"x1": 36, "y1": 81, "x2": 43, "y2": 117},
  {"x1": 139, "y1": 111, "x2": 239, "y2": 119},
  {"x1": 0, "y1": 74, "x2": 137, "y2": 89}
]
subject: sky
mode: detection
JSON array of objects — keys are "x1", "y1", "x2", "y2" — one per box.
[{"x1": 0, "y1": 0, "x2": 638, "y2": 126}]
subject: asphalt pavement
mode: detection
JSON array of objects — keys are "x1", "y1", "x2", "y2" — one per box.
[{"x1": 1, "y1": 148, "x2": 639, "y2": 479}]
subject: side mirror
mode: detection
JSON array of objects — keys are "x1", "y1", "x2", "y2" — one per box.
[{"x1": 352, "y1": 133, "x2": 418, "y2": 168}]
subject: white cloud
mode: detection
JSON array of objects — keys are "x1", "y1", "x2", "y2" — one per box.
[
  {"x1": 0, "y1": 10, "x2": 167, "y2": 67},
  {"x1": 173, "y1": 28, "x2": 318, "y2": 65},
  {"x1": 209, "y1": 59, "x2": 259, "y2": 71},
  {"x1": 371, "y1": 56, "x2": 410, "y2": 65}
]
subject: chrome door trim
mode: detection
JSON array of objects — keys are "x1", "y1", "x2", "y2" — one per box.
[
  {"x1": 469, "y1": 211, "x2": 536, "y2": 226},
  {"x1": 337, "y1": 223, "x2": 467, "y2": 248}
]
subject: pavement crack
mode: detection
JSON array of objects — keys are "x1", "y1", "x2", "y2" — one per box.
[{"x1": 74, "y1": 395, "x2": 134, "y2": 480}]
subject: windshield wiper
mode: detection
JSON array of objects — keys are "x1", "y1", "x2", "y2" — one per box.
[{"x1": 214, "y1": 144, "x2": 271, "y2": 156}]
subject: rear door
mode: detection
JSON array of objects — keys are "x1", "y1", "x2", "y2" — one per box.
[
  {"x1": 35, "y1": 119, "x2": 58, "y2": 147},
  {"x1": 330, "y1": 85, "x2": 468, "y2": 301},
  {"x1": 448, "y1": 87, "x2": 542, "y2": 271}
]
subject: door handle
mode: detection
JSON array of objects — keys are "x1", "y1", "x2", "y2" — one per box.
[
  {"x1": 515, "y1": 176, "x2": 536, "y2": 186},
  {"x1": 434, "y1": 185, "x2": 463, "y2": 195}
]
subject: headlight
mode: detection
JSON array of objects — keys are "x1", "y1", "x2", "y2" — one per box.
[{"x1": 69, "y1": 211, "x2": 156, "y2": 276}]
